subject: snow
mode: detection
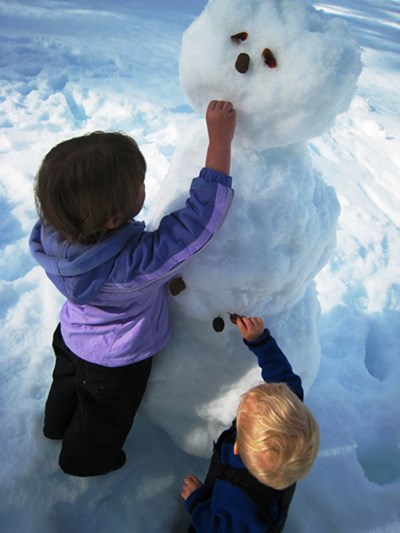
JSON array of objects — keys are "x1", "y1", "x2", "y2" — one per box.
[
  {"x1": 0, "y1": 1, "x2": 399, "y2": 532},
  {"x1": 141, "y1": 0, "x2": 365, "y2": 458}
]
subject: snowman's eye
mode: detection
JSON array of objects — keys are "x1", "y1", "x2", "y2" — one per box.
[
  {"x1": 230, "y1": 32, "x2": 248, "y2": 44},
  {"x1": 262, "y1": 48, "x2": 277, "y2": 68}
]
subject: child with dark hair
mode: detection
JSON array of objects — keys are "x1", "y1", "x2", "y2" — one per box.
[
  {"x1": 181, "y1": 316, "x2": 319, "y2": 533},
  {"x1": 34, "y1": 132, "x2": 148, "y2": 244},
  {"x1": 29, "y1": 100, "x2": 236, "y2": 477}
]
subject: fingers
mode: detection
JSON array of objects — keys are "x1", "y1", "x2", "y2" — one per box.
[
  {"x1": 247, "y1": 316, "x2": 264, "y2": 329},
  {"x1": 235, "y1": 315, "x2": 265, "y2": 341},
  {"x1": 207, "y1": 100, "x2": 235, "y2": 113},
  {"x1": 206, "y1": 100, "x2": 235, "y2": 115},
  {"x1": 181, "y1": 475, "x2": 203, "y2": 500},
  {"x1": 184, "y1": 474, "x2": 199, "y2": 483},
  {"x1": 237, "y1": 315, "x2": 260, "y2": 329}
]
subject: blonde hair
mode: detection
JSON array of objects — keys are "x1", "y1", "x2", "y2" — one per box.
[{"x1": 236, "y1": 383, "x2": 320, "y2": 490}]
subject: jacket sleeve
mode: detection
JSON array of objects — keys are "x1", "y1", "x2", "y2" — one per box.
[
  {"x1": 125, "y1": 167, "x2": 234, "y2": 286},
  {"x1": 244, "y1": 330, "x2": 304, "y2": 400},
  {"x1": 185, "y1": 480, "x2": 267, "y2": 533}
]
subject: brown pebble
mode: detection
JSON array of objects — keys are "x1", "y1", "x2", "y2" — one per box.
[
  {"x1": 229, "y1": 313, "x2": 241, "y2": 324},
  {"x1": 262, "y1": 48, "x2": 277, "y2": 68},
  {"x1": 169, "y1": 277, "x2": 186, "y2": 296},
  {"x1": 230, "y1": 32, "x2": 248, "y2": 44}
]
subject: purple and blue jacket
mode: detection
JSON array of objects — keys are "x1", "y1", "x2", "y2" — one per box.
[{"x1": 29, "y1": 167, "x2": 233, "y2": 367}]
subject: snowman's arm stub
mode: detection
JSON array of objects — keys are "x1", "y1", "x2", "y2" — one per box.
[{"x1": 169, "y1": 276, "x2": 186, "y2": 296}]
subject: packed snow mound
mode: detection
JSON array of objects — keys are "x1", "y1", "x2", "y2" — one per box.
[
  {"x1": 157, "y1": 139, "x2": 340, "y2": 321},
  {"x1": 143, "y1": 0, "x2": 361, "y2": 457},
  {"x1": 180, "y1": 0, "x2": 362, "y2": 150}
]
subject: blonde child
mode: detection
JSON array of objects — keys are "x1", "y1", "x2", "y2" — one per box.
[{"x1": 181, "y1": 316, "x2": 319, "y2": 532}]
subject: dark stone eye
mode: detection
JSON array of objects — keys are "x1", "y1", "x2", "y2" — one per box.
[
  {"x1": 230, "y1": 32, "x2": 248, "y2": 44},
  {"x1": 262, "y1": 48, "x2": 277, "y2": 68},
  {"x1": 212, "y1": 316, "x2": 225, "y2": 332}
]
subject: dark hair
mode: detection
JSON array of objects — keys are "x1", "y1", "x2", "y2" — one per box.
[{"x1": 34, "y1": 131, "x2": 146, "y2": 243}]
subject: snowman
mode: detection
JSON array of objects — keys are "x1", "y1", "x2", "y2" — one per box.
[{"x1": 142, "y1": 0, "x2": 361, "y2": 456}]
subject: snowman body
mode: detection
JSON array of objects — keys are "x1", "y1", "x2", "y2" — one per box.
[{"x1": 143, "y1": 0, "x2": 361, "y2": 456}]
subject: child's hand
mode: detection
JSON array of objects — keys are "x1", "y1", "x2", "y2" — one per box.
[
  {"x1": 206, "y1": 100, "x2": 236, "y2": 145},
  {"x1": 205, "y1": 100, "x2": 236, "y2": 175},
  {"x1": 236, "y1": 316, "x2": 265, "y2": 342},
  {"x1": 181, "y1": 474, "x2": 203, "y2": 500}
]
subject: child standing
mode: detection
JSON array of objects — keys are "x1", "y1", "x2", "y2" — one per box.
[
  {"x1": 181, "y1": 316, "x2": 320, "y2": 532},
  {"x1": 29, "y1": 100, "x2": 236, "y2": 477}
]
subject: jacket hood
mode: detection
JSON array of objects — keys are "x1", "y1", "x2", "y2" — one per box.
[{"x1": 29, "y1": 219, "x2": 144, "y2": 304}]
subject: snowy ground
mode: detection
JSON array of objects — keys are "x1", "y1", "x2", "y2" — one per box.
[{"x1": 0, "y1": 1, "x2": 399, "y2": 532}]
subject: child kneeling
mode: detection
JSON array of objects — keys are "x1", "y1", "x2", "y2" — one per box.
[{"x1": 181, "y1": 316, "x2": 320, "y2": 532}]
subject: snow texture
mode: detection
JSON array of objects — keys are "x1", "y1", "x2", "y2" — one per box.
[
  {"x1": 142, "y1": 0, "x2": 360, "y2": 455},
  {"x1": 0, "y1": 0, "x2": 399, "y2": 532}
]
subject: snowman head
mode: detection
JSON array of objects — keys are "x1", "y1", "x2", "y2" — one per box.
[{"x1": 180, "y1": 0, "x2": 362, "y2": 150}]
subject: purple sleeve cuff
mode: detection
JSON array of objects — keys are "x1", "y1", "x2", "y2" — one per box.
[{"x1": 200, "y1": 167, "x2": 233, "y2": 188}]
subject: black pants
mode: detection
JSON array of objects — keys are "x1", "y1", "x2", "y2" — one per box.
[{"x1": 44, "y1": 324, "x2": 152, "y2": 477}]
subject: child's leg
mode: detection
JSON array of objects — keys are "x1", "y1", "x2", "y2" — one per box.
[
  {"x1": 43, "y1": 324, "x2": 79, "y2": 439},
  {"x1": 59, "y1": 355, "x2": 152, "y2": 477}
]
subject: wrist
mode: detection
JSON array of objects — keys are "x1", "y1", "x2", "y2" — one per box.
[
  {"x1": 205, "y1": 142, "x2": 231, "y2": 175},
  {"x1": 207, "y1": 137, "x2": 233, "y2": 156},
  {"x1": 243, "y1": 329, "x2": 271, "y2": 347}
]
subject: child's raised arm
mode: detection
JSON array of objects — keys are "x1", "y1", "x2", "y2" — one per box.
[
  {"x1": 234, "y1": 314, "x2": 304, "y2": 399},
  {"x1": 205, "y1": 100, "x2": 236, "y2": 175}
]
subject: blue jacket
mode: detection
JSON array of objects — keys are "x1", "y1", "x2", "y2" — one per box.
[
  {"x1": 29, "y1": 167, "x2": 233, "y2": 367},
  {"x1": 185, "y1": 330, "x2": 303, "y2": 532}
]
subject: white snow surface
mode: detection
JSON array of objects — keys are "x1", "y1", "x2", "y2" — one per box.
[{"x1": 0, "y1": 1, "x2": 399, "y2": 532}]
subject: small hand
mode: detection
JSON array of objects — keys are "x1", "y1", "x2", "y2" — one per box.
[
  {"x1": 206, "y1": 100, "x2": 236, "y2": 145},
  {"x1": 236, "y1": 315, "x2": 265, "y2": 342},
  {"x1": 181, "y1": 474, "x2": 203, "y2": 500}
]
